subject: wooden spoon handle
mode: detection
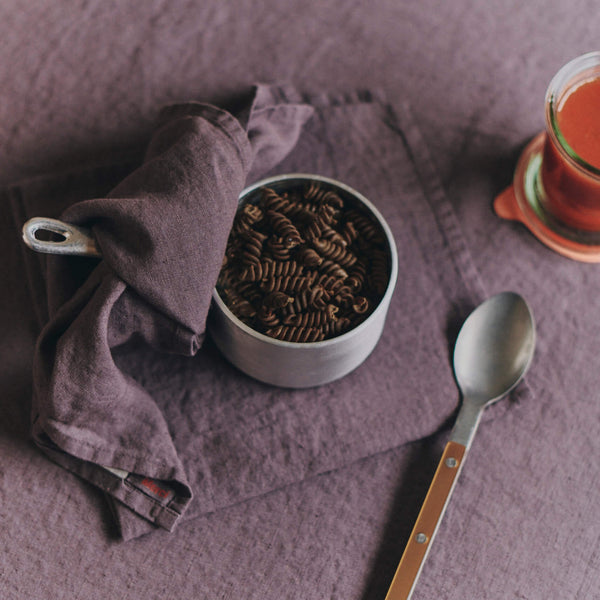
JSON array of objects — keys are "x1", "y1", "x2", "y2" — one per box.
[{"x1": 384, "y1": 441, "x2": 467, "y2": 600}]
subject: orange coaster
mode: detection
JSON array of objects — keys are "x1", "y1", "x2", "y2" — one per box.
[{"x1": 494, "y1": 132, "x2": 600, "y2": 262}]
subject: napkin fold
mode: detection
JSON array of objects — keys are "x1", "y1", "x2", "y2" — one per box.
[
  {"x1": 28, "y1": 84, "x2": 314, "y2": 533},
  {"x1": 12, "y1": 84, "x2": 507, "y2": 541}
]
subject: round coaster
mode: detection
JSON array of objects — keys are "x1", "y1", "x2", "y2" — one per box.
[{"x1": 494, "y1": 132, "x2": 600, "y2": 262}]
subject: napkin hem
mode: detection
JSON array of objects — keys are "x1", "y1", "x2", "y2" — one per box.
[
  {"x1": 34, "y1": 430, "x2": 190, "y2": 532},
  {"x1": 36, "y1": 416, "x2": 184, "y2": 471},
  {"x1": 386, "y1": 100, "x2": 487, "y2": 304}
]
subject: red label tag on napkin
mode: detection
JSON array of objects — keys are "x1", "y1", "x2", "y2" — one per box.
[{"x1": 126, "y1": 474, "x2": 176, "y2": 504}]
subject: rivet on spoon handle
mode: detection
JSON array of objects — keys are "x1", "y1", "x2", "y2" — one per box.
[{"x1": 22, "y1": 217, "x2": 101, "y2": 257}]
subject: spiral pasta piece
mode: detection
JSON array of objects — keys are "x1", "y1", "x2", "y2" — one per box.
[
  {"x1": 296, "y1": 247, "x2": 323, "y2": 267},
  {"x1": 266, "y1": 237, "x2": 292, "y2": 261},
  {"x1": 239, "y1": 229, "x2": 267, "y2": 266},
  {"x1": 283, "y1": 304, "x2": 338, "y2": 327},
  {"x1": 260, "y1": 275, "x2": 315, "y2": 294},
  {"x1": 266, "y1": 210, "x2": 304, "y2": 248},
  {"x1": 239, "y1": 262, "x2": 264, "y2": 282},
  {"x1": 311, "y1": 238, "x2": 357, "y2": 268},
  {"x1": 266, "y1": 324, "x2": 325, "y2": 343},
  {"x1": 342, "y1": 220, "x2": 359, "y2": 245},
  {"x1": 345, "y1": 209, "x2": 386, "y2": 243},
  {"x1": 304, "y1": 182, "x2": 344, "y2": 210},
  {"x1": 263, "y1": 187, "x2": 316, "y2": 221},
  {"x1": 320, "y1": 223, "x2": 348, "y2": 247},
  {"x1": 261, "y1": 259, "x2": 305, "y2": 279},
  {"x1": 227, "y1": 295, "x2": 256, "y2": 319},
  {"x1": 235, "y1": 281, "x2": 263, "y2": 304},
  {"x1": 318, "y1": 259, "x2": 348, "y2": 280},
  {"x1": 352, "y1": 296, "x2": 370, "y2": 314},
  {"x1": 314, "y1": 273, "x2": 347, "y2": 295},
  {"x1": 282, "y1": 287, "x2": 329, "y2": 315},
  {"x1": 346, "y1": 258, "x2": 368, "y2": 292},
  {"x1": 332, "y1": 286, "x2": 355, "y2": 308},
  {"x1": 257, "y1": 307, "x2": 280, "y2": 328},
  {"x1": 320, "y1": 317, "x2": 352, "y2": 338},
  {"x1": 263, "y1": 291, "x2": 294, "y2": 309}
]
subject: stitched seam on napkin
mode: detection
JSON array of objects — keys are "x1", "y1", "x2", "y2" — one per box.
[
  {"x1": 35, "y1": 385, "x2": 194, "y2": 522},
  {"x1": 40, "y1": 417, "x2": 183, "y2": 472},
  {"x1": 386, "y1": 101, "x2": 488, "y2": 304},
  {"x1": 34, "y1": 432, "x2": 188, "y2": 531},
  {"x1": 84, "y1": 464, "x2": 185, "y2": 526},
  {"x1": 120, "y1": 480, "x2": 182, "y2": 529}
]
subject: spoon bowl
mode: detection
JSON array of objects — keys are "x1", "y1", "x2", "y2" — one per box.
[{"x1": 453, "y1": 292, "x2": 536, "y2": 405}]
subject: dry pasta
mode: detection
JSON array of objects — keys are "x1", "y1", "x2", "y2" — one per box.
[{"x1": 216, "y1": 182, "x2": 391, "y2": 342}]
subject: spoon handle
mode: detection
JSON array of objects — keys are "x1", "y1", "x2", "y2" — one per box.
[{"x1": 384, "y1": 441, "x2": 467, "y2": 600}]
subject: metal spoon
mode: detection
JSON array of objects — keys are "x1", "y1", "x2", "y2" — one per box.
[{"x1": 384, "y1": 291, "x2": 536, "y2": 600}]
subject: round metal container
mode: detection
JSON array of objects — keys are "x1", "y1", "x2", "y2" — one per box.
[{"x1": 207, "y1": 173, "x2": 398, "y2": 388}]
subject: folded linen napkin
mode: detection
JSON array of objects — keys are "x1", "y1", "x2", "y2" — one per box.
[{"x1": 12, "y1": 84, "x2": 515, "y2": 540}]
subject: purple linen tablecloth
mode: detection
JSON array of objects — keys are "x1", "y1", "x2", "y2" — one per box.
[{"x1": 2, "y1": 2, "x2": 600, "y2": 599}]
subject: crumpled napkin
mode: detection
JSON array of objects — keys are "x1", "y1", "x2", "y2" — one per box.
[{"x1": 30, "y1": 84, "x2": 314, "y2": 533}]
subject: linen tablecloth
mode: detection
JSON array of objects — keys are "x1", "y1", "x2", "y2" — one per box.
[{"x1": 2, "y1": 2, "x2": 600, "y2": 599}]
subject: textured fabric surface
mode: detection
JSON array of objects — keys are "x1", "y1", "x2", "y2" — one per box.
[{"x1": 2, "y1": 1, "x2": 600, "y2": 599}]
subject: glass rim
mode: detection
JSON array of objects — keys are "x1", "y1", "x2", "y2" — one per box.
[{"x1": 545, "y1": 51, "x2": 600, "y2": 178}]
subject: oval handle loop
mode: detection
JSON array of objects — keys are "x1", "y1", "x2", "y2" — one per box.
[{"x1": 22, "y1": 217, "x2": 102, "y2": 257}]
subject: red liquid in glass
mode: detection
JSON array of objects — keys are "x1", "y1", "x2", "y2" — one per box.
[{"x1": 540, "y1": 77, "x2": 600, "y2": 231}]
